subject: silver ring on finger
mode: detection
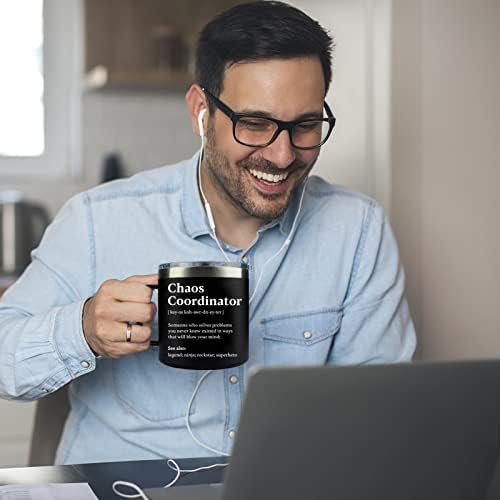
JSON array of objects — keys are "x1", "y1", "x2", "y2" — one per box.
[{"x1": 125, "y1": 323, "x2": 133, "y2": 343}]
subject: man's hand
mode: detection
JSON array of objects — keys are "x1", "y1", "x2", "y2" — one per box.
[{"x1": 82, "y1": 274, "x2": 158, "y2": 358}]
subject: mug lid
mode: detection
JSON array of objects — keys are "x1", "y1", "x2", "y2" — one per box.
[
  {"x1": 159, "y1": 261, "x2": 248, "y2": 270},
  {"x1": 159, "y1": 261, "x2": 248, "y2": 279}
]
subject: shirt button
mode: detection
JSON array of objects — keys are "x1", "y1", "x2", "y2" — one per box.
[
  {"x1": 229, "y1": 375, "x2": 239, "y2": 384},
  {"x1": 80, "y1": 360, "x2": 90, "y2": 369},
  {"x1": 229, "y1": 430, "x2": 236, "y2": 439},
  {"x1": 303, "y1": 331, "x2": 313, "y2": 340}
]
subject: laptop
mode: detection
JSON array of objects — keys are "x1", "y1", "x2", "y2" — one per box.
[{"x1": 145, "y1": 360, "x2": 500, "y2": 500}]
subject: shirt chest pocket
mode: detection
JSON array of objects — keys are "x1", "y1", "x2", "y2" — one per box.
[{"x1": 261, "y1": 308, "x2": 342, "y2": 366}]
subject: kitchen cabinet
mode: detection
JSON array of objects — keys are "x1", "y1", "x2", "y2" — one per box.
[{"x1": 84, "y1": 0, "x2": 244, "y2": 90}]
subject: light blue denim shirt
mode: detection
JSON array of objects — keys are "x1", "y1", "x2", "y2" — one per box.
[{"x1": 0, "y1": 152, "x2": 415, "y2": 464}]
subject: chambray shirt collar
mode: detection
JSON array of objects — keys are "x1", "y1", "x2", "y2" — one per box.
[{"x1": 181, "y1": 149, "x2": 299, "y2": 241}]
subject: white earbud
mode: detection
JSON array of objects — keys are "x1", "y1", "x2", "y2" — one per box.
[{"x1": 197, "y1": 108, "x2": 207, "y2": 137}]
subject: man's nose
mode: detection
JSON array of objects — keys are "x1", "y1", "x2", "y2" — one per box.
[{"x1": 262, "y1": 129, "x2": 296, "y2": 169}]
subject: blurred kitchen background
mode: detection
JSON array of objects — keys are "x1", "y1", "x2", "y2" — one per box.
[{"x1": 0, "y1": 0, "x2": 498, "y2": 467}]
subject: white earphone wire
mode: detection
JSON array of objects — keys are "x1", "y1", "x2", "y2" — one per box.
[
  {"x1": 197, "y1": 111, "x2": 231, "y2": 263},
  {"x1": 185, "y1": 370, "x2": 230, "y2": 456},
  {"x1": 112, "y1": 459, "x2": 228, "y2": 499},
  {"x1": 192, "y1": 135, "x2": 310, "y2": 452},
  {"x1": 112, "y1": 115, "x2": 310, "y2": 498},
  {"x1": 249, "y1": 177, "x2": 308, "y2": 304}
]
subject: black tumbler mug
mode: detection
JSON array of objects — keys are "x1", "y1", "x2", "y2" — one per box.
[{"x1": 149, "y1": 262, "x2": 249, "y2": 370}]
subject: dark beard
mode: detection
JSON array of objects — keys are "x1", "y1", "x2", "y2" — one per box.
[{"x1": 203, "y1": 120, "x2": 310, "y2": 221}]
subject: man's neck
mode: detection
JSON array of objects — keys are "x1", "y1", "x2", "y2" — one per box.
[{"x1": 199, "y1": 163, "x2": 264, "y2": 250}]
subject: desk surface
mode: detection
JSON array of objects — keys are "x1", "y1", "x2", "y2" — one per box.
[{"x1": 0, "y1": 457, "x2": 227, "y2": 500}]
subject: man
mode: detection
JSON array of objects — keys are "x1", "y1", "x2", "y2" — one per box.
[{"x1": 0, "y1": 1, "x2": 415, "y2": 464}]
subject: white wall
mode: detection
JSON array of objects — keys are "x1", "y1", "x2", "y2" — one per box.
[
  {"x1": 292, "y1": 0, "x2": 392, "y2": 212},
  {"x1": 2, "y1": 91, "x2": 200, "y2": 219},
  {"x1": 391, "y1": 0, "x2": 500, "y2": 360}
]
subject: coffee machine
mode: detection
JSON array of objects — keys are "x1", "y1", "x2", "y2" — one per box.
[{"x1": 0, "y1": 190, "x2": 50, "y2": 276}]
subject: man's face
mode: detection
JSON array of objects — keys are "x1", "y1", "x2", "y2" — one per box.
[{"x1": 203, "y1": 56, "x2": 326, "y2": 221}]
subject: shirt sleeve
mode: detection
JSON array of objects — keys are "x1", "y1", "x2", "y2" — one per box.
[
  {"x1": 0, "y1": 193, "x2": 96, "y2": 401},
  {"x1": 329, "y1": 201, "x2": 417, "y2": 364}
]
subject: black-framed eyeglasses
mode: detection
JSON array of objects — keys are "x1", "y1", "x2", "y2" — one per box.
[{"x1": 202, "y1": 88, "x2": 336, "y2": 150}]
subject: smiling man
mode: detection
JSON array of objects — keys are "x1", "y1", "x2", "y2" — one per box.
[
  {"x1": 0, "y1": 1, "x2": 415, "y2": 465},
  {"x1": 187, "y1": 55, "x2": 330, "y2": 248}
]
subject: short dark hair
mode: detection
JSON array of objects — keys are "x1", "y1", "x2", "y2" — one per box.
[{"x1": 195, "y1": 1, "x2": 334, "y2": 104}]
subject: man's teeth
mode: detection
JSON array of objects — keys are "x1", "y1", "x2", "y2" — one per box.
[{"x1": 249, "y1": 169, "x2": 289, "y2": 183}]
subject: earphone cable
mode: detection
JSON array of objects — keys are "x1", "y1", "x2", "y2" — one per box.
[
  {"x1": 249, "y1": 176, "x2": 308, "y2": 304},
  {"x1": 112, "y1": 459, "x2": 228, "y2": 499},
  {"x1": 112, "y1": 118, "x2": 309, "y2": 498},
  {"x1": 198, "y1": 134, "x2": 231, "y2": 263}
]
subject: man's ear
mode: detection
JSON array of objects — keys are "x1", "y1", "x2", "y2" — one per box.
[{"x1": 185, "y1": 84, "x2": 208, "y2": 137}]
